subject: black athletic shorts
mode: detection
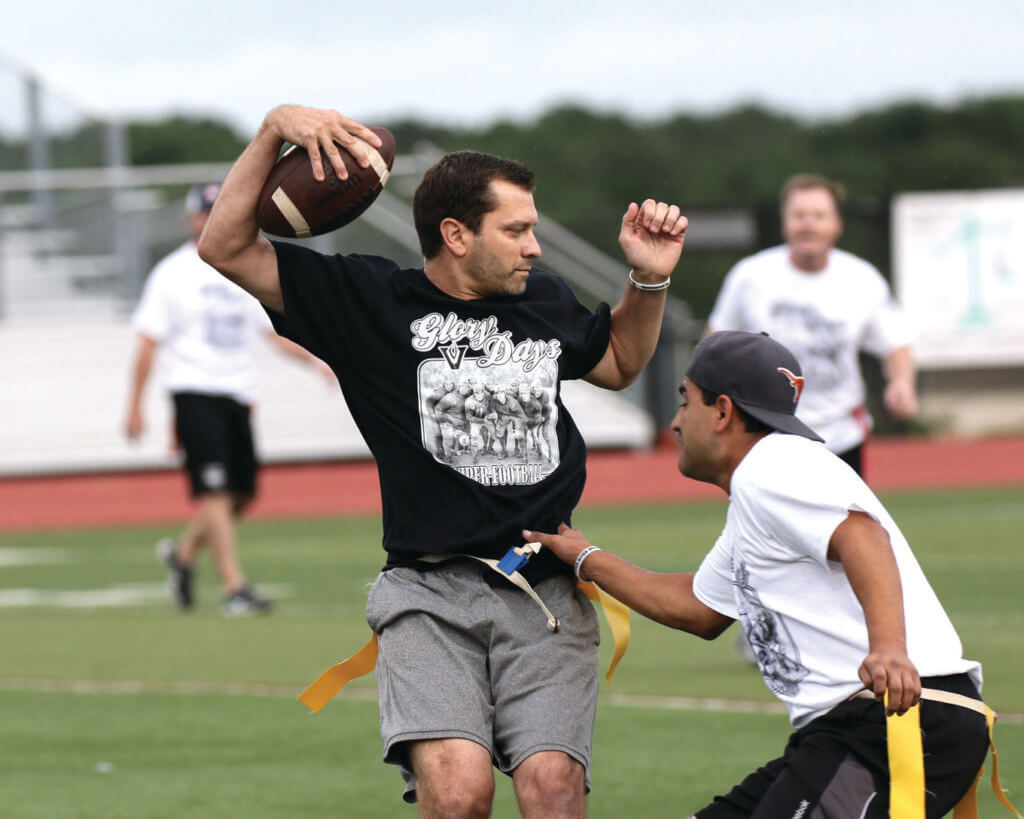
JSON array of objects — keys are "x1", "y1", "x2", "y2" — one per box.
[
  {"x1": 172, "y1": 392, "x2": 258, "y2": 499},
  {"x1": 837, "y1": 444, "x2": 864, "y2": 477},
  {"x1": 695, "y1": 673, "x2": 988, "y2": 819}
]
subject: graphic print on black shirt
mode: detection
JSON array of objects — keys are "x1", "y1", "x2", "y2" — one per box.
[
  {"x1": 267, "y1": 243, "x2": 613, "y2": 560},
  {"x1": 413, "y1": 310, "x2": 560, "y2": 486},
  {"x1": 734, "y1": 560, "x2": 810, "y2": 697}
]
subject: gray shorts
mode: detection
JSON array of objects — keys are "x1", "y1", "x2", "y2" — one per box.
[{"x1": 365, "y1": 561, "x2": 601, "y2": 803}]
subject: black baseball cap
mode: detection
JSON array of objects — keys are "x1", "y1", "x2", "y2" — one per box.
[
  {"x1": 185, "y1": 182, "x2": 220, "y2": 214},
  {"x1": 685, "y1": 331, "x2": 824, "y2": 442}
]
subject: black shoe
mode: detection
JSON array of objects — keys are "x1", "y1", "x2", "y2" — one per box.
[
  {"x1": 222, "y1": 585, "x2": 272, "y2": 616},
  {"x1": 156, "y1": 538, "x2": 194, "y2": 610}
]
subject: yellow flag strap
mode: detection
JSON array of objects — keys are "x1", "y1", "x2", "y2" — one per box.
[
  {"x1": 298, "y1": 633, "x2": 378, "y2": 713},
  {"x1": 297, "y1": 564, "x2": 634, "y2": 712},
  {"x1": 576, "y1": 580, "x2": 631, "y2": 682},
  {"x1": 951, "y1": 703, "x2": 1021, "y2": 819},
  {"x1": 886, "y1": 695, "x2": 925, "y2": 818},
  {"x1": 881, "y1": 689, "x2": 1020, "y2": 819}
]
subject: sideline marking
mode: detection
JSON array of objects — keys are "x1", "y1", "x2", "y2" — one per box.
[
  {"x1": 0, "y1": 583, "x2": 293, "y2": 608},
  {"x1": 0, "y1": 547, "x2": 70, "y2": 567},
  {"x1": 0, "y1": 676, "x2": 344, "y2": 699},
  {"x1": 0, "y1": 584, "x2": 170, "y2": 608},
  {"x1": 0, "y1": 677, "x2": 1020, "y2": 724}
]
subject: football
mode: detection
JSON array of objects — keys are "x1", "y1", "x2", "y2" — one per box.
[{"x1": 256, "y1": 126, "x2": 396, "y2": 238}]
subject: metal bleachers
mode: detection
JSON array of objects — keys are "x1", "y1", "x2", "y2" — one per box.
[{"x1": 0, "y1": 148, "x2": 694, "y2": 476}]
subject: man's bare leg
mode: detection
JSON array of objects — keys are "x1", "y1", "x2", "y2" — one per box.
[{"x1": 409, "y1": 738, "x2": 495, "y2": 819}]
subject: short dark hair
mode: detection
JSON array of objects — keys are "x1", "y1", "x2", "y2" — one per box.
[
  {"x1": 413, "y1": 150, "x2": 535, "y2": 259},
  {"x1": 779, "y1": 173, "x2": 846, "y2": 212},
  {"x1": 693, "y1": 383, "x2": 773, "y2": 436}
]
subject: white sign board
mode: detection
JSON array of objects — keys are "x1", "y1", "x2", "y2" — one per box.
[{"x1": 892, "y1": 188, "x2": 1024, "y2": 369}]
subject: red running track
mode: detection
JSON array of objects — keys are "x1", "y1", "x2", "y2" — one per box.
[{"x1": 1, "y1": 435, "x2": 1023, "y2": 533}]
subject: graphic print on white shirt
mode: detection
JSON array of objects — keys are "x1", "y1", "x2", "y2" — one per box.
[
  {"x1": 412, "y1": 311, "x2": 561, "y2": 486},
  {"x1": 767, "y1": 301, "x2": 846, "y2": 392},
  {"x1": 200, "y1": 282, "x2": 251, "y2": 350},
  {"x1": 708, "y1": 246, "x2": 914, "y2": 452},
  {"x1": 131, "y1": 242, "x2": 272, "y2": 403},
  {"x1": 734, "y1": 559, "x2": 809, "y2": 697}
]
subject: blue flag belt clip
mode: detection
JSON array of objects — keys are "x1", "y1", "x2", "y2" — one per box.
[{"x1": 496, "y1": 541, "x2": 542, "y2": 575}]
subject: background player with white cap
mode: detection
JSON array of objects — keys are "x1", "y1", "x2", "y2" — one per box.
[{"x1": 124, "y1": 182, "x2": 329, "y2": 615}]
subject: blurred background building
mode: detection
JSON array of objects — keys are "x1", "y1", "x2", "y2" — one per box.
[{"x1": 2, "y1": 56, "x2": 1023, "y2": 477}]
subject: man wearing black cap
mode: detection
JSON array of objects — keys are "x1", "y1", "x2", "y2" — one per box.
[
  {"x1": 124, "y1": 183, "x2": 326, "y2": 615},
  {"x1": 525, "y1": 331, "x2": 991, "y2": 817}
]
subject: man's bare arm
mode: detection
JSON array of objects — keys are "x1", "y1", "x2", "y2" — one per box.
[
  {"x1": 882, "y1": 344, "x2": 918, "y2": 420},
  {"x1": 197, "y1": 118, "x2": 287, "y2": 310},
  {"x1": 828, "y1": 510, "x2": 921, "y2": 715},
  {"x1": 584, "y1": 200, "x2": 687, "y2": 390},
  {"x1": 524, "y1": 523, "x2": 733, "y2": 639},
  {"x1": 124, "y1": 334, "x2": 158, "y2": 441},
  {"x1": 198, "y1": 105, "x2": 384, "y2": 313}
]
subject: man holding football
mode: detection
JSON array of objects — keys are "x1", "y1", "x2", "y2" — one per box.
[{"x1": 199, "y1": 104, "x2": 687, "y2": 818}]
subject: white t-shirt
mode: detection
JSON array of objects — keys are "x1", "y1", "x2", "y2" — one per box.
[
  {"x1": 131, "y1": 241, "x2": 272, "y2": 404},
  {"x1": 693, "y1": 433, "x2": 981, "y2": 729},
  {"x1": 708, "y1": 245, "x2": 911, "y2": 453}
]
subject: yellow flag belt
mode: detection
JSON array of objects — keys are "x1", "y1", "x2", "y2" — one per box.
[
  {"x1": 297, "y1": 554, "x2": 1017, "y2": 819},
  {"x1": 868, "y1": 688, "x2": 1021, "y2": 818},
  {"x1": 298, "y1": 552, "x2": 630, "y2": 714}
]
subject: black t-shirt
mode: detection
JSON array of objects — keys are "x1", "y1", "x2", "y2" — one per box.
[{"x1": 268, "y1": 241, "x2": 612, "y2": 581}]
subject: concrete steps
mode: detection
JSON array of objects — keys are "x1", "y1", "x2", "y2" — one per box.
[{"x1": 0, "y1": 317, "x2": 653, "y2": 476}]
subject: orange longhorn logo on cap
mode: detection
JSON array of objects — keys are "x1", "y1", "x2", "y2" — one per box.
[{"x1": 777, "y1": 367, "x2": 805, "y2": 404}]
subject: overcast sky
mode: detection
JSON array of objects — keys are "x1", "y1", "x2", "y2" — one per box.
[{"x1": 4, "y1": 0, "x2": 1024, "y2": 136}]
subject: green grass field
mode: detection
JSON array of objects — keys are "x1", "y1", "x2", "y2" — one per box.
[{"x1": 1, "y1": 487, "x2": 1021, "y2": 817}]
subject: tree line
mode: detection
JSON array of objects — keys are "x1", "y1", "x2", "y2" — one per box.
[{"x1": 3, "y1": 96, "x2": 1024, "y2": 318}]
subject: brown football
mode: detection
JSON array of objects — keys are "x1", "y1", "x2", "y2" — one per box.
[{"x1": 256, "y1": 126, "x2": 396, "y2": 238}]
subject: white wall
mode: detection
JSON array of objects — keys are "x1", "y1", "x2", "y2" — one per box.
[
  {"x1": 0, "y1": 318, "x2": 654, "y2": 476},
  {"x1": 893, "y1": 187, "x2": 1024, "y2": 368}
]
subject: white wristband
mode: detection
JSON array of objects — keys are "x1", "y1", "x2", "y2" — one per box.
[
  {"x1": 628, "y1": 269, "x2": 671, "y2": 291},
  {"x1": 574, "y1": 545, "x2": 602, "y2": 581}
]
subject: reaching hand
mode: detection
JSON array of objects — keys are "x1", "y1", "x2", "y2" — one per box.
[
  {"x1": 618, "y1": 200, "x2": 688, "y2": 285},
  {"x1": 884, "y1": 379, "x2": 918, "y2": 421},
  {"x1": 858, "y1": 647, "x2": 921, "y2": 716},
  {"x1": 522, "y1": 523, "x2": 591, "y2": 571},
  {"x1": 265, "y1": 105, "x2": 384, "y2": 183},
  {"x1": 124, "y1": 405, "x2": 144, "y2": 442}
]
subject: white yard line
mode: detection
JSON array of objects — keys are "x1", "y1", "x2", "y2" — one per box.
[
  {"x1": 0, "y1": 547, "x2": 71, "y2": 566},
  {"x1": 0, "y1": 584, "x2": 171, "y2": 607},
  {"x1": 1, "y1": 677, "x2": 1020, "y2": 724},
  {"x1": 0, "y1": 582, "x2": 293, "y2": 607}
]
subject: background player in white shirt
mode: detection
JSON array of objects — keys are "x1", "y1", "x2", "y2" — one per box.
[
  {"x1": 526, "y1": 331, "x2": 990, "y2": 818},
  {"x1": 124, "y1": 183, "x2": 329, "y2": 615},
  {"x1": 708, "y1": 174, "x2": 917, "y2": 477}
]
